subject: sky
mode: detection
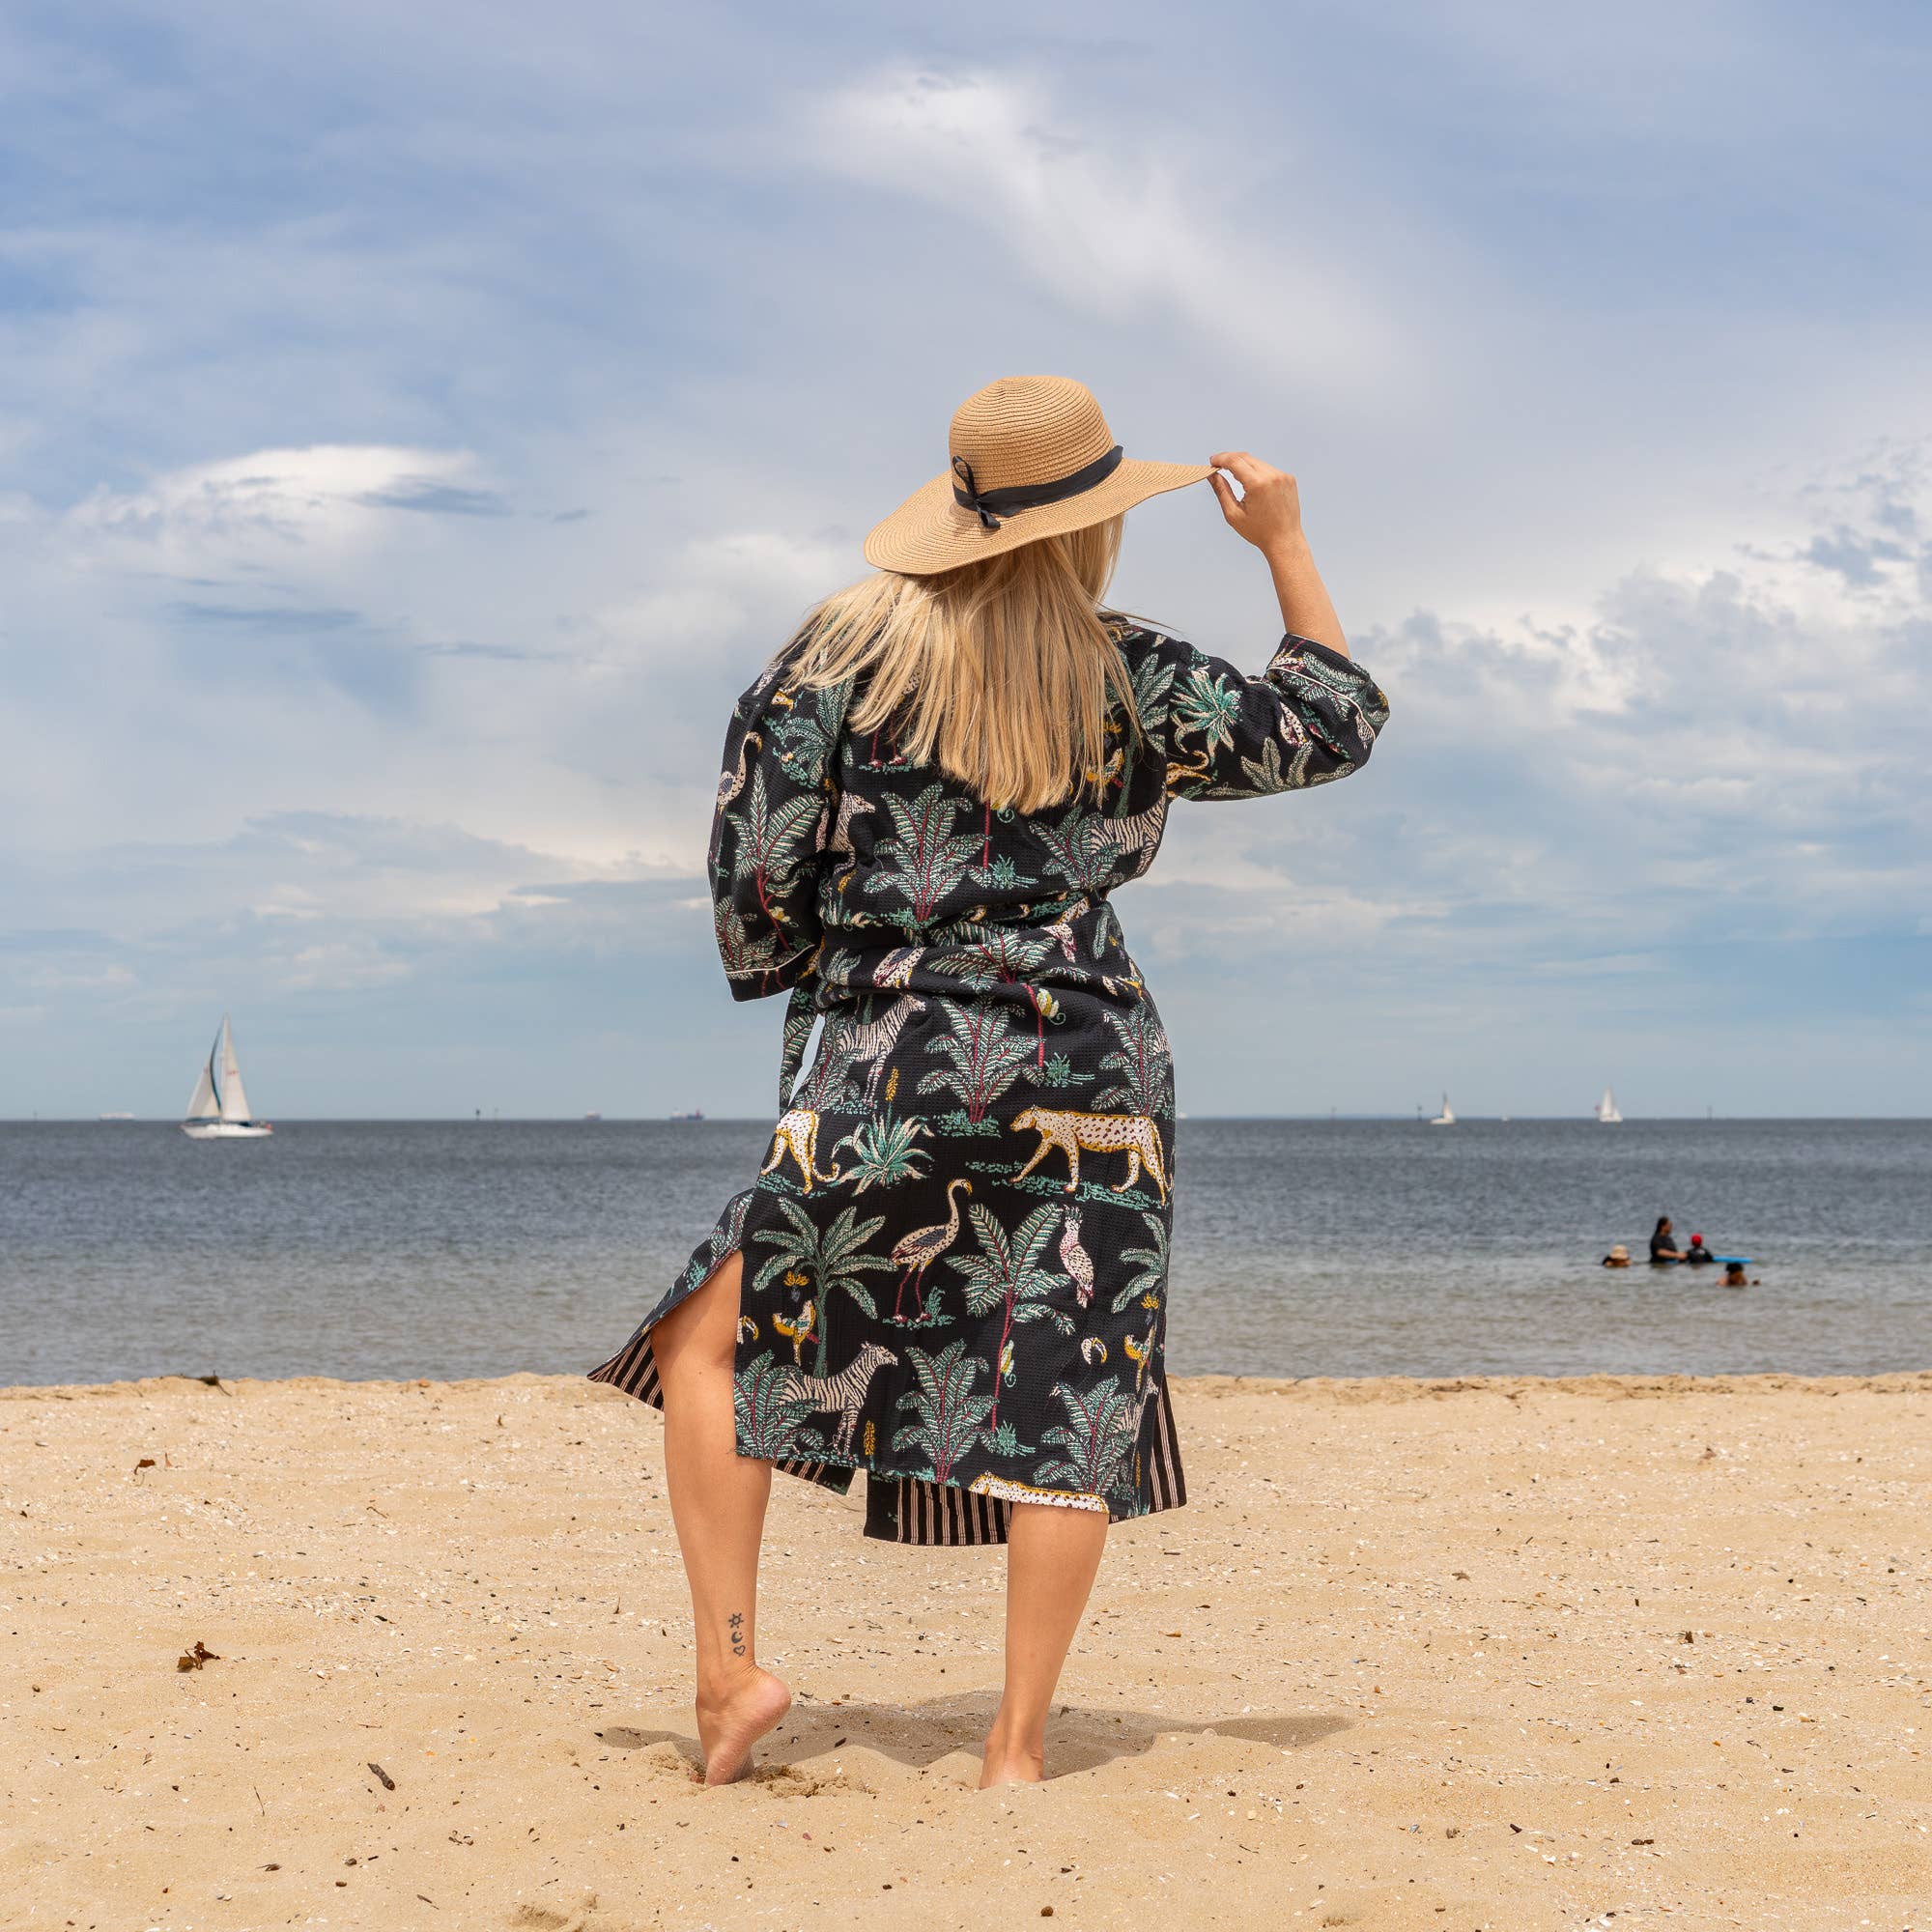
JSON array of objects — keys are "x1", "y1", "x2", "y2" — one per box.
[{"x1": 1, "y1": 1, "x2": 1928, "y2": 1119}]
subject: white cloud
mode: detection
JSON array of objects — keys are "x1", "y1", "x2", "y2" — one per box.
[
  {"x1": 808, "y1": 67, "x2": 1415, "y2": 402},
  {"x1": 64, "y1": 443, "x2": 494, "y2": 565},
  {"x1": 2, "y1": 5, "x2": 1927, "y2": 1114}
]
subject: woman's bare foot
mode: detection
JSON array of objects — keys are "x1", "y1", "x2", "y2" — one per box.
[
  {"x1": 977, "y1": 1734, "x2": 1046, "y2": 1789},
  {"x1": 695, "y1": 1665, "x2": 792, "y2": 1785}
]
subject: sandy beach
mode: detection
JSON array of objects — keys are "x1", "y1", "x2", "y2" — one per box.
[{"x1": 3, "y1": 1371, "x2": 1927, "y2": 1931}]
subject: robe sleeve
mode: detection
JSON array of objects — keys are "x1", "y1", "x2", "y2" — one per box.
[
  {"x1": 1152, "y1": 632, "x2": 1389, "y2": 801},
  {"x1": 708, "y1": 650, "x2": 842, "y2": 1001}
]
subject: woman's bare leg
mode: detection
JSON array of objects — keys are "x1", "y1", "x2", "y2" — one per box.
[
  {"x1": 979, "y1": 1501, "x2": 1108, "y2": 1787},
  {"x1": 649, "y1": 1251, "x2": 791, "y2": 1784}
]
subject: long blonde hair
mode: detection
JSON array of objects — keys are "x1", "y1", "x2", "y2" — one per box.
[{"x1": 792, "y1": 516, "x2": 1134, "y2": 813}]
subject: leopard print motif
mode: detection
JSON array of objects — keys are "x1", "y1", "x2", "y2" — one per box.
[
  {"x1": 760, "y1": 1108, "x2": 841, "y2": 1192},
  {"x1": 1009, "y1": 1106, "x2": 1171, "y2": 1204}
]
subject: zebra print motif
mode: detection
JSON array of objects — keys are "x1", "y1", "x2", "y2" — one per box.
[
  {"x1": 781, "y1": 1341, "x2": 896, "y2": 1456},
  {"x1": 815, "y1": 996, "x2": 927, "y2": 1110},
  {"x1": 1098, "y1": 795, "x2": 1167, "y2": 862}
]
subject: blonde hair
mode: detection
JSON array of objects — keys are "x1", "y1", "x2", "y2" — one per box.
[{"x1": 792, "y1": 516, "x2": 1134, "y2": 813}]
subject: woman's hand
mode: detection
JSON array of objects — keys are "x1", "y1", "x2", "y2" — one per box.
[
  {"x1": 1208, "y1": 450, "x2": 1349, "y2": 655},
  {"x1": 1208, "y1": 451, "x2": 1305, "y2": 556}
]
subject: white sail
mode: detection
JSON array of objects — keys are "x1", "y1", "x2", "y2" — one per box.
[
  {"x1": 1597, "y1": 1086, "x2": 1623, "y2": 1124},
  {"x1": 185, "y1": 1037, "x2": 220, "y2": 1121},
  {"x1": 1430, "y1": 1092, "x2": 1456, "y2": 1125},
  {"x1": 215, "y1": 1014, "x2": 253, "y2": 1123},
  {"x1": 182, "y1": 1013, "x2": 271, "y2": 1137}
]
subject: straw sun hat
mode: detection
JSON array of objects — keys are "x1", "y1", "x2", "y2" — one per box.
[{"x1": 864, "y1": 375, "x2": 1211, "y2": 576}]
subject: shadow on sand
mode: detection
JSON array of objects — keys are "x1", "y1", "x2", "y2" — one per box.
[{"x1": 595, "y1": 1692, "x2": 1349, "y2": 1779}]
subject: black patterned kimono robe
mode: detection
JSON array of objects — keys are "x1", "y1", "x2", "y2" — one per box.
[{"x1": 591, "y1": 624, "x2": 1388, "y2": 1545}]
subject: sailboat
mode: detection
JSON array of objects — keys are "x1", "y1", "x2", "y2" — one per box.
[
  {"x1": 1595, "y1": 1086, "x2": 1624, "y2": 1124},
  {"x1": 181, "y1": 1014, "x2": 272, "y2": 1139},
  {"x1": 1429, "y1": 1092, "x2": 1456, "y2": 1126}
]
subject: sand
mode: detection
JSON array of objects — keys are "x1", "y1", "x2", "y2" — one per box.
[{"x1": 3, "y1": 1370, "x2": 1928, "y2": 1932}]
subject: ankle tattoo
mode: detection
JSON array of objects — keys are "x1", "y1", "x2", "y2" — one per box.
[{"x1": 727, "y1": 1610, "x2": 747, "y2": 1660}]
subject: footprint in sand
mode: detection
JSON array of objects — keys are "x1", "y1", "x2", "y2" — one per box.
[
  {"x1": 593, "y1": 1725, "x2": 871, "y2": 1794},
  {"x1": 509, "y1": 1894, "x2": 644, "y2": 1932},
  {"x1": 748, "y1": 1762, "x2": 869, "y2": 1798}
]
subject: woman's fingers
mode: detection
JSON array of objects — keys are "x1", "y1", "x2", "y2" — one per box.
[
  {"x1": 1209, "y1": 450, "x2": 1270, "y2": 488},
  {"x1": 1208, "y1": 452, "x2": 1304, "y2": 552}
]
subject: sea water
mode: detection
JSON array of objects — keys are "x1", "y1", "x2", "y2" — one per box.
[{"x1": 2, "y1": 1119, "x2": 1926, "y2": 1385}]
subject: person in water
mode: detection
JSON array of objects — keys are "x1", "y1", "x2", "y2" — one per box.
[
  {"x1": 1685, "y1": 1233, "x2": 1716, "y2": 1265},
  {"x1": 1723, "y1": 1262, "x2": 1759, "y2": 1288},
  {"x1": 1601, "y1": 1244, "x2": 1632, "y2": 1268},
  {"x1": 1649, "y1": 1215, "x2": 1688, "y2": 1264}
]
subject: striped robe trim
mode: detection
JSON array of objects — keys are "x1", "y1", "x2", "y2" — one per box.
[{"x1": 586, "y1": 1332, "x2": 1188, "y2": 1549}]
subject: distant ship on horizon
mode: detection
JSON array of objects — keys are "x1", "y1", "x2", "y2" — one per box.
[
  {"x1": 181, "y1": 1014, "x2": 272, "y2": 1139},
  {"x1": 98, "y1": 1111, "x2": 135, "y2": 1122},
  {"x1": 668, "y1": 1107, "x2": 705, "y2": 1122}
]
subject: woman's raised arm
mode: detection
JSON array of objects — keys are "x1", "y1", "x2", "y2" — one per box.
[{"x1": 1208, "y1": 451, "x2": 1349, "y2": 656}]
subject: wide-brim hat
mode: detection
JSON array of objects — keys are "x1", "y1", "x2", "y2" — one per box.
[{"x1": 864, "y1": 375, "x2": 1210, "y2": 576}]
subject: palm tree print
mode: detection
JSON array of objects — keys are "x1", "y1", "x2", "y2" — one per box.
[
  {"x1": 1171, "y1": 663, "x2": 1246, "y2": 763},
  {"x1": 751, "y1": 1200, "x2": 892, "y2": 1377},
  {"x1": 590, "y1": 623, "x2": 1388, "y2": 1547},
  {"x1": 768, "y1": 679, "x2": 849, "y2": 774},
  {"x1": 733, "y1": 766, "x2": 824, "y2": 938},
  {"x1": 932, "y1": 928, "x2": 1065, "y2": 1066},
  {"x1": 1034, "y1": 1379, "x2": 1142, "y2": 1503},
  {"x1": 917, "y1": 1002, "x2": 1036, "y2": 1122},
  {"x1": 949, "y1": 1202, "x2": 1074, "y2": 1432},
  {"x1": 866, "y1": 781, "x2": 980, "y2": 921},
  {"x1": 714, "y1": 902, "x2": 782, "y2": 981},
  {"x1": 1032, "y1": 799, "x2": 1120, "y2": 895},
  {"x1": 734, "y1": 1351, "x2": 822, "y2": 1460},
  {"x1": 892, "y1": 1338, "x2": 996, "y2": 1484},
  {"x1": 1094, "y1": 1005, "x2": 1173, "y2": 1118},
  {"x1": 1115, "y1": 1211, "x2": 1169, "y2": 1314}
]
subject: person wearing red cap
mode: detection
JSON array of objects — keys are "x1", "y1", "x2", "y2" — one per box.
[{"x1": 1685, "y1": 1233, "x2": 1716, "y2": 1265}]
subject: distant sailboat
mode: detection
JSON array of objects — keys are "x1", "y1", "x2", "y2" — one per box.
[
  {"x1": 181, "y1": 1015, "x2": 272, "y2": 1139},
  {"x1": 1595, "y1": 1086, "x2": 1624, "y2": 1124},
  {"x1": 1429, "y1": 1093, "x2": 1456, "y2": 1126}
]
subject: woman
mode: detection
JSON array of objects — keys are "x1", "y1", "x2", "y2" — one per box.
[
  {"x1": 590, "y1": 376, "x2": 1389, "y2": 1787},
  {"x1": 1650, "y1": 1215, "x2": 1688, "y2": 1264}
]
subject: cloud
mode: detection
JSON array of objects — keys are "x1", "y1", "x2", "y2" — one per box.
[
  {"x1": 65, "y1": 444, "x2": 494, "y2": 560},
  {"x1": 1, "y1": 5, "x2": 1928, "y2": 1115},
  {"x1": 1137, "y1": 440, "x2": 1930, "y2": 1028},
  {"x1": 807, "y1": 66, "x2": 1415, "y2": 402}
]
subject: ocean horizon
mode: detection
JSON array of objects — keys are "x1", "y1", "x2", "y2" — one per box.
[{"x1": 5, "y1": 1117, "x2": 1927, "y2": 1389}]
